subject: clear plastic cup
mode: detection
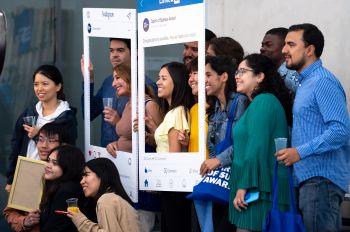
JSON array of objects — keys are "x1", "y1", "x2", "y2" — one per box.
[
  {"x1": 102, "y1": 97, "x2": 113, "y2": 108},
  {"x1": 274, "y1": 137, "x2": 287, "y2": 152},
  {"x1": 23, "y1": 116, "x2": 36, "y2": 126},
  {"x1": 66, "y1": 198, "x2": 79, "y2": 213}
]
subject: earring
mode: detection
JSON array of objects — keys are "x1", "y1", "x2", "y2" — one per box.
[{"x1": 254, "y1": 83, "x2": 260, "y2": 92}]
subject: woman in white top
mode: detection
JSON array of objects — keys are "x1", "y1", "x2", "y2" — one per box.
[
  {"x1": 5, "y1": 64, "x2": 77, "y2": 193},
  {"x1": 154, "y1": 62, "x2": 194, "y2": 153},
  {"x1": 154, "y1": 62, "x2": 195, "y2": 232}
]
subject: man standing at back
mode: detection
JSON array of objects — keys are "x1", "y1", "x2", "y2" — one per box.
[
  {"x1": 277, "y1": 23, "x2": 350, "y2": 232},
  {"x1": 260, "y1": 27, "x2": 299, "y2": 93},
  {"x1": 183, "y1": 28, "x2": 216, "y2": 66}
]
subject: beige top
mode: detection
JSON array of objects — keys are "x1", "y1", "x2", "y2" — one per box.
[
  {"x1": 115, "y1": 102, "x2": 132, "y2": 152},
  {"x1": 71, "y1": 193, "x2": 140, "y2": 232}
]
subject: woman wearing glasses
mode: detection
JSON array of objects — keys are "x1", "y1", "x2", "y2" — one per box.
[
  {"x1": 229, "y1": 54, "x2": 293, "y2": 231},
  {"x1": 5, "y1": 64, "x2": 77, "y2": 193},
  {"x1": 202, "y1": 56, "x2": 247, "y2": 231}
]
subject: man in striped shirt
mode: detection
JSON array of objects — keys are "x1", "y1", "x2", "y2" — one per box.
[{"x1": 276, "y1": 23, "x2": 350, "y2": 231}]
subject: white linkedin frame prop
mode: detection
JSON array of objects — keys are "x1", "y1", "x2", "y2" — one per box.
[
  {"x1": 82, "y1": 8, "x2": 138, "y2": 202},
  {"x1": 137, "y1": 0, "x2": 206, "y2": 192}
]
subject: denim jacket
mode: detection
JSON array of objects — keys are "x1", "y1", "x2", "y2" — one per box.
[{"x1": 207, "y1": 92, "x2": 247, "y2": 167}]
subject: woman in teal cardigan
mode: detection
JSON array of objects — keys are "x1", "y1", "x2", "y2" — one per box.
[{"x1": 229, "y1": 54, "x2": 294, "y2": 231}]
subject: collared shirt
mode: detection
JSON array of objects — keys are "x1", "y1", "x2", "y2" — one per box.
[
  {"x1": 207, "y1": 92, "x2": 247, "y2": 167},
  {"x1": 292, "y1": 59, "x2": 350, "y2": 191},
  {"x1": 278, "y1": 61, "x2": 299, "y2": 93}
]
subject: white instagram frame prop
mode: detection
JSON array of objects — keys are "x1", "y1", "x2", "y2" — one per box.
[
  {"x1": 137, "y1": 0, "x2": 206, "y2": 191},
  {"x1": 83, "y1": 8, "x2": 138, "y2": 202}
]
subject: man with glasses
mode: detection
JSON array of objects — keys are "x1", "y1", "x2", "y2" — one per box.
[
  {"x1": 277, "y1": 23, "x2": 350, "y2": 232},
  {"x1": 4, "y1": 122, "x2": 71, "y2": 231}
]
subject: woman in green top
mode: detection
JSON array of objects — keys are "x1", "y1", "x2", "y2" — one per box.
[{"x1": 229, "y1": 54, "x2": 293, "y2": 231}]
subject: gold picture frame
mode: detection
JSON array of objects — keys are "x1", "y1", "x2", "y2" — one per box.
[{"x1": 7, "y1": 156, "x2": 46, "y2": 212}]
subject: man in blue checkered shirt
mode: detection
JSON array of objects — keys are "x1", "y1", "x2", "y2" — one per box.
[{"x1": 277, "y1": 23, "x2": 350, "y2": 232}]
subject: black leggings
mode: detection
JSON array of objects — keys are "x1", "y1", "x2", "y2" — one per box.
[{"x1": 161, "y1": 192, "x2": 192, "y2": 232}]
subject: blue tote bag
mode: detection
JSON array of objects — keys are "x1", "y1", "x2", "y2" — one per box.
[
  {"x1": 263, "y1": 161, "x2": 306, "y2": 232},
  {"x1": 187, "y1": 94, "x2": 241, "y2": 204}
]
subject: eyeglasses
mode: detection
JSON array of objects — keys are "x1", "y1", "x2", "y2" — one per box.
[
  {"x1": 35, "y1": 136, "x2": 59, "y2": 144},
  {"x1": 235, "y1": 68, "x2": 254, "y2": 77}
]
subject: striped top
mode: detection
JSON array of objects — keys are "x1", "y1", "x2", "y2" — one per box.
[{"x1": 292, "y1": 59, "x2": 350, "y2": 191}]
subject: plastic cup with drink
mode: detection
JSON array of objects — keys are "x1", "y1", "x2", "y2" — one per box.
[
  {"x1": 274, "y1": 137, "x2": 287, "y2": 164},
  {"x1": 66, "y1": 198, "x2": 79, "y2": 213}
]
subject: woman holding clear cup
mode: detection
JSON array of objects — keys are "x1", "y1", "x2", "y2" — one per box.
[
  {"x1": 229, "y1": 54, "x2": 294, "y2": 231},
  {"x1": 36, "y1": 145, "x2": 87, "y2": 232},
  {"x1": 105, "y1": 63, "x2": 133, "y2": 157},
  {"x1": 5, "y1": 64, "x2": 77, "y2": 193},
  {"x1": 68, "y1": 158, "x2": 140, "y2": 232}
]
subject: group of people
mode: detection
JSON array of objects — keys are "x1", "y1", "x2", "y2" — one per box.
[
  {"x1": 3, "y1": 62, "x2": 140, "y2": 231},
  {"x1": 4, "y1": 22, "x2": 350, "y2": 232}
]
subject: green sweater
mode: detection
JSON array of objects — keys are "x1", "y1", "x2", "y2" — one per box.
[{"x1": 229, "y1": 93, "x2": 291, "y2": 207}]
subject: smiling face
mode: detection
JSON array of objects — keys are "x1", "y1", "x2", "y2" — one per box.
[
  {"x1": 37, "y1": 133, "x2": 60, "y2": 161},
  {"x1": 188, "y1": 71, "x2": 198, "y2": 96},
  {"x1": 205, "y1": 64, "x2": 226, "y2": 97},
  {"x1": 109, "y1": 40, "x2": 131, "y2": 67},
  {"x1": 183, "y1": 42, "x2": 198, "y2": 65},
  {"x1": 34, "y1": 73, "x2": 61, "y2": 103},
  {"x1": 80, "y1": 166, "x2": 101, "y2": 198},
  {"x1": 235, "y1": 60, "x2": 263, "y2": 99},
  {"x1": 156, "y1": 67, "x2": 174, "y2": 105},
  {"x1": 44, "y1": 151, "x2": 63, "y2": 181},
  {"x1": 112, "y1": 70, "x2": 130, "y2": 97},
  {"x1": 282, "y1": 30, "x2": 310, "y2": 73}
]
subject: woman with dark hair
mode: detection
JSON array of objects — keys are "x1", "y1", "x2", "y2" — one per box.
[
  {"x1": 39, "y1": 145, "x2": 86, "y2": 232},
  {"x1": 201, "y1": 56, "x2": 247, "y2": 231},
  {"x1": 229, "y1": 54, "x2": 293, "y2": 231},
  {"x1": 177, "y1": 57, "x2": 202, "y2": 153},
  {"x1": 5, "y1": 64, "x2": 77, "y2": 193},
  {"x1": 154, "y1": 61, "x2": 194, "y2": 232},
  {"x1": 154, "y1": 61, "x2": 194, "y2": 153},
  {"x1": 3, "y1": 123, "x2": 71, "y2": 232},
  {"x1": 68, "y1": 158, "x2": 140, "y2": 232},
  {"x1": 206, "y1": 37, "x2": 244, "y2": 66}
]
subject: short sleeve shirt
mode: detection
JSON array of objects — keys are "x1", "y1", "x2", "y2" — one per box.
[{"x1": 155, "y1": 106, "x2": 190, "y2": 153}]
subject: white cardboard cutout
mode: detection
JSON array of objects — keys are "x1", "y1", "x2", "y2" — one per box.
[
  {"x1": 138, "y1": 1, "x2": 206, "y2": 192},
  {"x1": 83, "y1": 8, "x2": 138, "y2": 202}
]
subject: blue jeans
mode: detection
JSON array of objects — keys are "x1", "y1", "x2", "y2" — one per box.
[{"x1": 299, "y1": 176, "x2": 345, "y2": 232}]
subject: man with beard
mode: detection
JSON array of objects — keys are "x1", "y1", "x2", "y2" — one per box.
[
  {"x1": 182, "y1": 29, "x2": 216, "y2": 65},
  {"x1": 276, "y1": 23, "x2": 350, "y2": 232},
  {"x1": 260, "y1": 27, "x2": 299, "y2": 93}
]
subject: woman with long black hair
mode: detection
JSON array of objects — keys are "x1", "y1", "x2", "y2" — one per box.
[
  {"x1": 6, "y1": 64, "x2": 77, "y2": 193},
  {"x1": 40, "y1": 145, "x2": 86, "y2": 232},
  {"x1": 229, "y1": 54, "x2": 293, "y2": 231},
  {"x1": 68, "y1": 158, "x2": 140, "y2": 232}
]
